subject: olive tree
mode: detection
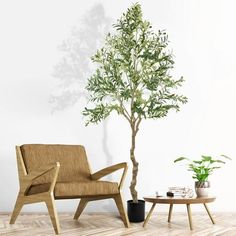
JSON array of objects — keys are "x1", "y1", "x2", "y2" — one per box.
[{"x1": 83, "y1": 3, "x2": 187, "y2": 203}]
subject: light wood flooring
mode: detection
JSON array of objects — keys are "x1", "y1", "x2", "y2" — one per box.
[{"x1": 0, "y1": 212, "x2": 236, "y2": 236}]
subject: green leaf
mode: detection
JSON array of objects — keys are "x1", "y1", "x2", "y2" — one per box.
[
  {"x1": 193, "y1": 160, "x2": 202, "y2": 164},
  {"x1": 215, "y1": 160, "x2": 226, "y2": 164},
  {"x1": 201, "y1": 155, "x2": 212, "y2": 162},
  {"x1": 221, "y1": 154, "x2": 232, "y2": 160},
  {"x1": 174, "y1": 157, "x2": 189, "y2": 163}
]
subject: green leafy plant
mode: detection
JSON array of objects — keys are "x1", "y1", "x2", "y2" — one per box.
[
  {"x1": 174, "y1": 155, "x2": 231, "y2": 182},
  {"x1": 83, "y1": 3, "x2": 187, "y2": 203}
]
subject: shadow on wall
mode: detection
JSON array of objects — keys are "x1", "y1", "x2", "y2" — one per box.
[
  {"x1": 50, "y1": 4, "x2": 112, "y2": 110},
  {"x1": 49, "y1": 4, "x2": 115, "y2": 210}
]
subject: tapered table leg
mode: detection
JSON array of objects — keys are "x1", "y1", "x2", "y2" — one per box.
[
  {"x1": 143, "y1": 203, "x2": 156, "y2": 227},
  {"x1": 186, "y1": 204, "x2": 193, "y2": 230},
  {"x1": 168, "y1": 204, "x2": 173, "y2": 222},
  {"x1": 203, "y1": 203, "x2": 215, "y2": 224}
]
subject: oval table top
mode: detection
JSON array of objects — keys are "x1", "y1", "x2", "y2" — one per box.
[{"x1": 143, "y1": 196, "x2": 216, "y2": 204}]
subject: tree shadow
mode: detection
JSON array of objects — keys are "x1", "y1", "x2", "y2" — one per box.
[
  {"x1": 50, "y1": 4, "x2": 112, "y2": 110},
  {"x1": 49, "y1": 4, "x2": 115, "y2": 211}
]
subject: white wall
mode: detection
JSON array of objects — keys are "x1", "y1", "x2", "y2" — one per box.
[{"x1": 0, "y1": 0, "x2": 236, "y2": 213}]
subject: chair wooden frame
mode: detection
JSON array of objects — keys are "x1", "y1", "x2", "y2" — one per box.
[{"x1": 10, "y1": 146, "x2": 130, "y2": 234}]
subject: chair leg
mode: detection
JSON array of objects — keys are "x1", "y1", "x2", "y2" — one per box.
[
  {"x1": 10, "y1": 194, "x2": 24, "y2": 224},
  {"x1": 45, "y1": 196, "x2": 60, "y2": 234},
  {"x1": 74, "y1": 199, "x2": 88, "y2": 220},
  {"x1": 114, "y1": 194, "x2": 130, "y2": 228}
]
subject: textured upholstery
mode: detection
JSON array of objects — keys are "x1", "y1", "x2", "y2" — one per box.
[
  {"x1": 21, "y1": 144, "x2": 91, "y2": 185},
  {"x1": 11, "y1": 144, "x2": 128, "y2": 234},
  {"x1": 27, "y1": 181, "x2": 119, "y2": 198},
  {"x1": 21, "y1": 144, "x2": 120, "y2": 198}
]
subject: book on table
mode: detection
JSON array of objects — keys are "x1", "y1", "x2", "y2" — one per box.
[{"x1": 166, "y1": 187, "x2": 194, "y2": 198}]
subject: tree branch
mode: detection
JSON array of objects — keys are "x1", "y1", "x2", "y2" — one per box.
[
  {"x1": 122, "y1": 110, "x2": 131, "y2": 122},
  {"x1": 135, "y1": 116, "x2": 142, "y2": 135},
  {"x1": 117, "y1": 96, "x2": 131, "y2": 122}
]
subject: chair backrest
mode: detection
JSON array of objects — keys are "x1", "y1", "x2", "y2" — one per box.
[{"x1": 20, "y1": 144, "x2": 91, "y2": 184}]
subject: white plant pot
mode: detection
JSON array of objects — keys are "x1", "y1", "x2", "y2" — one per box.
[{"x1": 195, "y1": 181, "x2": 210, "y2": 197}]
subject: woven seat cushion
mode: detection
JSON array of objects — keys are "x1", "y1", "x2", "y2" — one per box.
[{"x1": 27, "y1": 181, "x2": 119, "y2": 198}]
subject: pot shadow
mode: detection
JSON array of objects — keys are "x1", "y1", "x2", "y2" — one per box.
[{"x1": 49, "y1": 4, "x2": 115, "y2": 211}]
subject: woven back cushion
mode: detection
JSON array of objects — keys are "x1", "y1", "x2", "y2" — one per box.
[{"x1": 20, "y1": 144, "x2": 91, "y2": 184}]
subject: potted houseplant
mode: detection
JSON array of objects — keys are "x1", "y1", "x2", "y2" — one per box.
[
  {"x1": 83, "y1": 3, "x2": 187, "y2": 222},
  {"x1": 174, "y1": 155, "x2": 231, "y2": 197}
]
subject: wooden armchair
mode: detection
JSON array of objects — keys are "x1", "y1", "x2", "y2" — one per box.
[{"x1": 10, "y1": 144, "x2": 130, "y2": 234}]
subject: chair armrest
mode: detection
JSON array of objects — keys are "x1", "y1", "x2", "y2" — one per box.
[
  {"x1": 21, "y1": 162, "x2": 60, "y2": 194},
  {"x1": 23, "y1": 162, "x2": 60, "y2": 181},
  {"x1": 91, "y1": 162, "x2": 128, "y2": 190}
]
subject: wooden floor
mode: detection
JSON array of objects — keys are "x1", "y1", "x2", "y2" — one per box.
[{"x1": 0, "y1": 212, "x2": 236, "y2": 236}]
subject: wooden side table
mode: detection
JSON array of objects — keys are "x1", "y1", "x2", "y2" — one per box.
[{"x1": 143, "y1": 196, "x2": 216, "y2": 230}]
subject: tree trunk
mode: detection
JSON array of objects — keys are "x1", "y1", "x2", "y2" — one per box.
[{"x1": 129, "y1": 124, "x2": 139, "y2": 203}]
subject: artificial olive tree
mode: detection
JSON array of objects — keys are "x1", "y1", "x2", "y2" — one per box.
[{"x1": 83, "y1": 3, "x2": 187, "y2": 203}]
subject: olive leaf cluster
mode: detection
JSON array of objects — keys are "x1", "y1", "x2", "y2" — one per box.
[{"x1": 83, "y1": 3, "x2": 187, "y2": 125}]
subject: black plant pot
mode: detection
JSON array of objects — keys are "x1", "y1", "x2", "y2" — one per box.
[{"x1": 127, "y1": 200, "x2": 145, "y2": 222}]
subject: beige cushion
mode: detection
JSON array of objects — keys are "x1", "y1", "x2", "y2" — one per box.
[
  {"x1": 27, "y1": 181, "x2": 119, "y2": 198},
  {"x1": 21, "y1": 144, "x2": 91, "y2": 184}
]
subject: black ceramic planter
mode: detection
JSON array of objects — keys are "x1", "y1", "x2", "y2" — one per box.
[{"x1": 127, "y1": 200, "x2": 145, "y2": 222}]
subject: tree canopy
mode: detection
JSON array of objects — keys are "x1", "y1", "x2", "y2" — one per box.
[{"x1": 83, "y1": 3, "x2": 187, "y2": 126}]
